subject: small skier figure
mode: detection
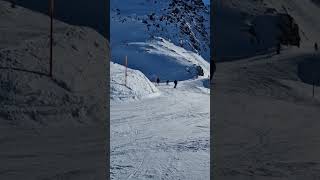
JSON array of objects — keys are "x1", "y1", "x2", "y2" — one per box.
[
  {"x1": 166, "y1": 80, "x2": 169, "y2": 85},
  {"x1": 315, "y1": 42, "x2": 318, "y2": 51},
  {"x1": 156, "y1": 77, "x2": 160, "y2": 86},
  {"x1": 174, "y1": 80, "x2": 178, "y2": 88}
]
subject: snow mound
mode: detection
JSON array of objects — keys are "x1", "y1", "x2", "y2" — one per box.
[
  {"x1": 0, "y1": 0, "x2": 108, "y2": 127},
  {"x1": 110, "y1": 62, "x2": 159, "y2": 102}
]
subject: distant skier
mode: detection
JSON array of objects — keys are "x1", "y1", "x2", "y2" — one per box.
[
  {"x1": 156, "y1": 77, "x2": 160, "y2": 85},
  {"x1": 315, "y1": 42, "x2": 318, "y2": 52},
  {"x1": 174, "y1": 80, "x2": 178, "y2": 88},
  {"x1": 166, "y1": 80, "x2": 169, "y2": 85}
]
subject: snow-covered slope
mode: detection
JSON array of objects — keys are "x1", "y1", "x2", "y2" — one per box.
[
  {"x1": 110, "y1": 62, "x2": 159, "y2": 102},
  {"x1": 0, "y1": 1, "x2": 108, "y2": 180},
  {"x1": 0, "y1": 0, "x2": 108, "y2": 127},
  {"x1": 215, "y1": 0, "x2": 320, "y2": 61},
  {"x1": 264, "y1": 0, "x2": 320, "y2": 44},
  {"x1": 213, "y1": 49, "x2": 320, "y2": 180},
  {"x1": 111, "y1": 0, "x2": 210, "y2": 59},
  {"x1": 213, "y1": 1, "x2": 320, "y2": 179},
  {"x1": 111, "y1": 79, "x2": 209, "y2": 180},
  {"x1": 126, "y1": 37, "x2": 210, "y2": 81},
  {"x1": 110, "y1": 1, "x2": 210, "y2": 178},
  {"x1": 111, "y1": 0, "x2": 210, "y2": 81},
  {"x1": 5, "y1": 0, "x2": 108, "y2": 36}
]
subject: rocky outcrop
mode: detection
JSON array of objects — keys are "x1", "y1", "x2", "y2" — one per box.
[
  {"x1": 277, "y1": 13, "x2": 301, "y2": 47},
  {"x1": 111, "y1": 0, "x2": 210, "y2": 60}
]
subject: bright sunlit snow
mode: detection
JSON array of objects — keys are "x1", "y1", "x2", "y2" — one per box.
[{"x1": 110, "y1": 0, "x2": 210, "y2": 179}]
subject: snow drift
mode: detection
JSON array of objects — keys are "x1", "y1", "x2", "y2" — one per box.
[
  {"x1": 0, "y1": 0, "x2": 108, "y2": 127},
  {"x1": 110, "y1": 62, "x2": 159, "y2": 102}
]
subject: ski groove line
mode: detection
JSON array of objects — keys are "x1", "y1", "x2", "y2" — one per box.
[{"x1": 126, "y1": 152, "x2": 148, "y2": 180}]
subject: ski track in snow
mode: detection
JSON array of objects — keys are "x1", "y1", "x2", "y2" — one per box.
[{"x1": 111, "y1": 79, "x2": 210, "y2": 180}]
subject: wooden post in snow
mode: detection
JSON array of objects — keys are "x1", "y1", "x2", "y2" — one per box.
[
  {"x1": 49, "y1": 0, "x2": 54, "y2": 77},
  {"x1": 125, "y1": 56, "x2": 128, "y2": 86}
]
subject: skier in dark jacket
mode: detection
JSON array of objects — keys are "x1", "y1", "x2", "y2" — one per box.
[
  {"x1": 166, "y1": 80, "x2": 169, "y2": 85},
  {"x1": 156, "y1": 77, "x2": 160, "y2": 85},
  {"x1": 174, "y1": 80, "x2": 178, "y2": 88}
]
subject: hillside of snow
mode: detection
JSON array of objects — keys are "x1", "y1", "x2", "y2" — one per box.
[
  {"x1": 111, "y1": 0, "x2": 209, "y2": 59},
  {"x1": 0, "y1": 0, "x2": 108, "y2": 127},
  {"x1": 214, "y1": 50, "x2": 320, "y2": 180},
  {"x1": 213, "y1": 0, "x2": 320, "y2": 179},
  {"x1": 0, "y1": 1, "x2": 108, "y2": 179},
  {"x1": 111, "y1": 0, "x2": 210, "y2": 81},
  {"x1": 112, "y1": 35, "x2": 210, "y2": 81},
  {"x1": 3, "y1": 0, "x2": 108, "y2": 36},
  {"x1": 214, "y1": 0, "x2": 320, "y2": 61},
  {"x1": 125, "y1": 37, "x2": 210, "y2": 81},
  {"x1": 110, "y1": 62, "x2": 159, "y2": 102}
]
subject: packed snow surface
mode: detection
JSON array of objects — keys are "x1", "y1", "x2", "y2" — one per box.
[
  {"x1": 111, "y1": 79, "x2": 210, "y2": 179},
  {"x1": 110, "y1": 32, "x2": 210, "y2": 180}
]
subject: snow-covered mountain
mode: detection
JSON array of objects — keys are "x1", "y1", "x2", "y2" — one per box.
[
  {"x1": 111, "y1": 0, "x2": 210, "y2": 59},
  {"x1": 214, "y1": 0, "x2": 320, "y2": 61},
  {"x1": 110, "y1": 0, "x2": 210, "y2": 81}
]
